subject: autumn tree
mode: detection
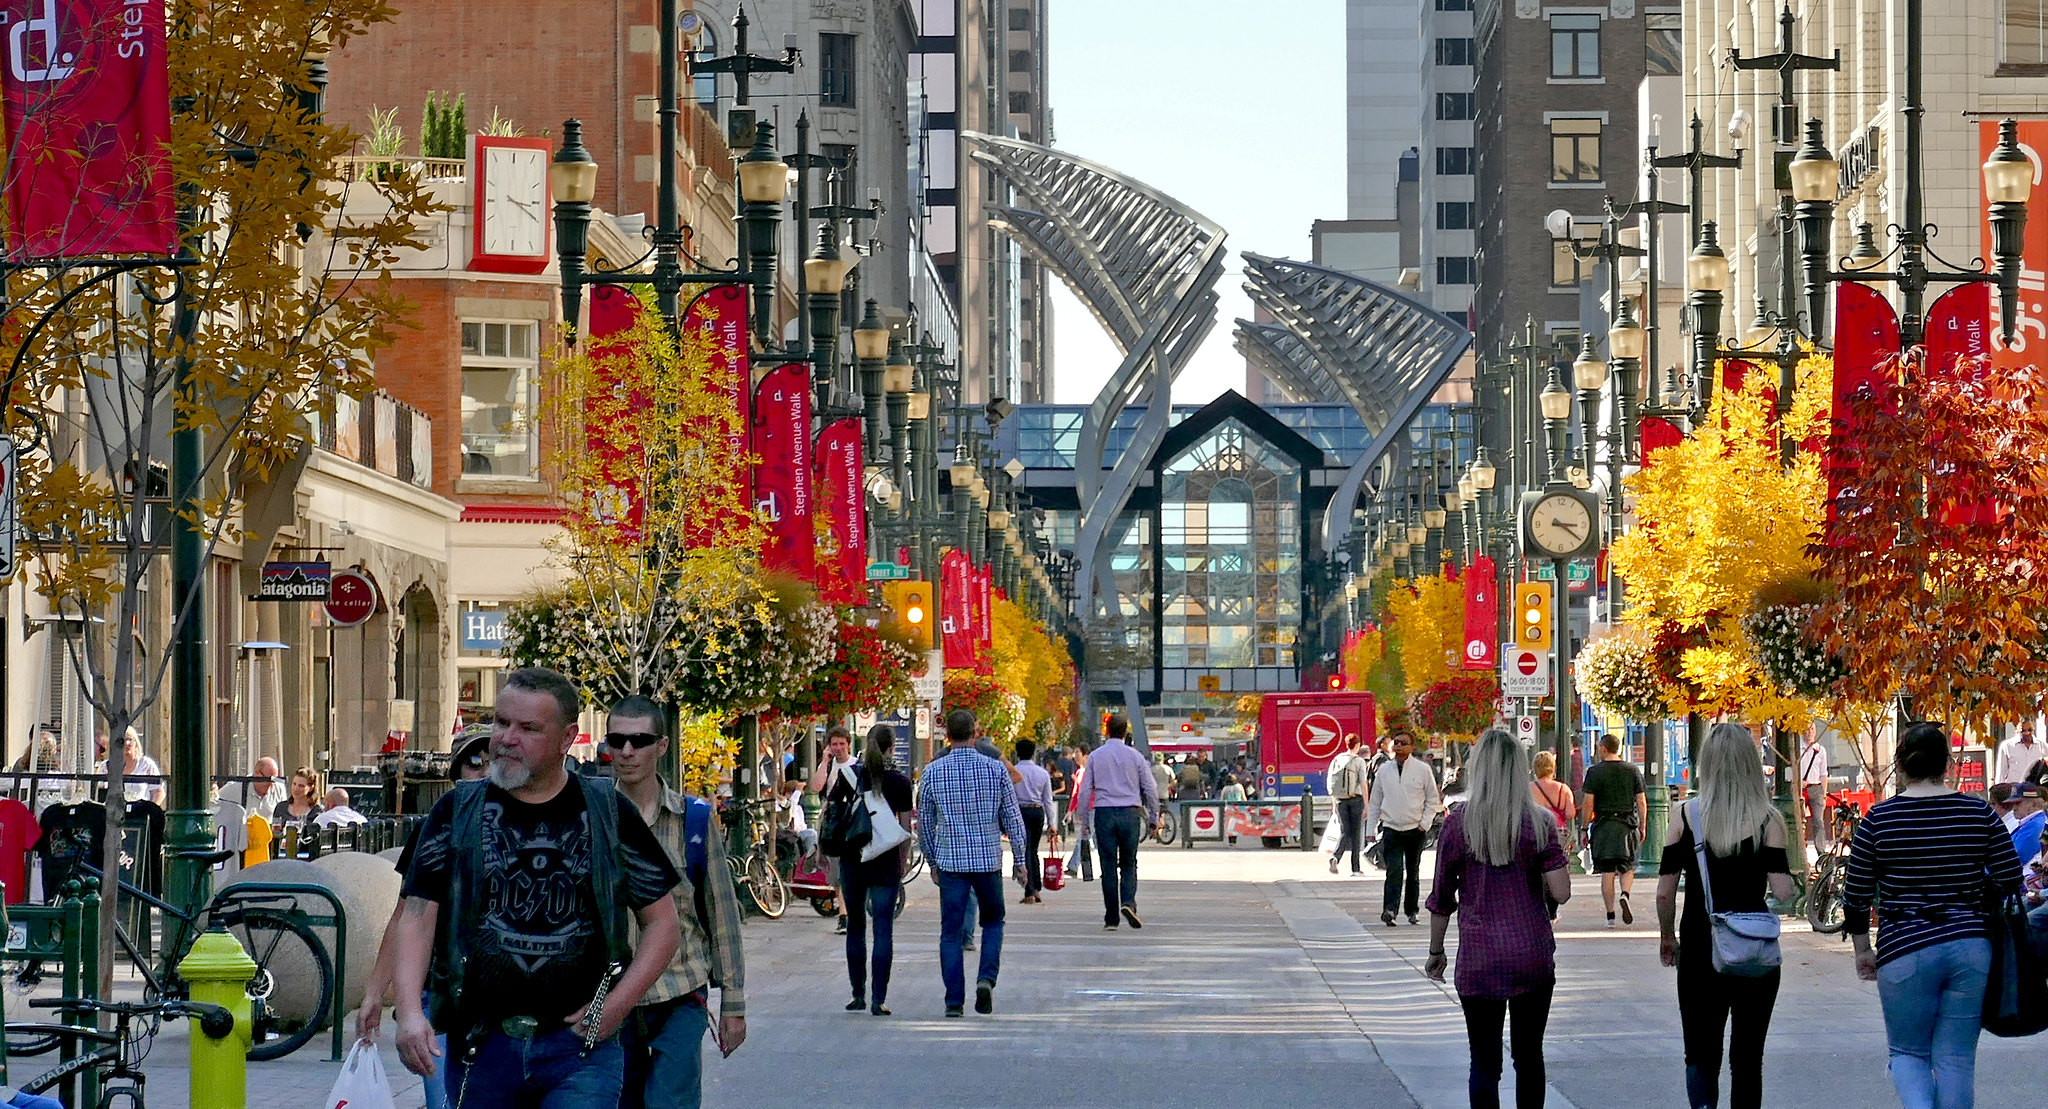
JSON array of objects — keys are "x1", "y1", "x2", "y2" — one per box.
[
  {"x1": 1814, "y1": 352, "x2": 2048, "y2": 734},
  {"x1": 6, "y1": 1, "x2": 436, "y2": 989}
]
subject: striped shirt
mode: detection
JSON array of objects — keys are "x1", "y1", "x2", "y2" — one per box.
[
  {"x1": 1841, "y1": 791, "x2": 2023, "y2": 966},
  {"x1": 917, "y1": 745, "x2": 1026, "y2": 873}
]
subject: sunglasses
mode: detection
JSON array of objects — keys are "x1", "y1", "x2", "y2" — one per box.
[{"x1": 605, "y1": 731, "x2": 663, "y2": 751}]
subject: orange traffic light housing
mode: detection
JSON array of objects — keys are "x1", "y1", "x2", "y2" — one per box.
[
  {"x1": 1516, "y1": 581, "x2": 1554, "y2": 652},
  {"x1": 880, "y1": 581, "x2": 934, "y2": 653}
]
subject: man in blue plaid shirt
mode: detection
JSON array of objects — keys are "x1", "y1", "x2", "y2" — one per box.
[{"x1": 917, "y1": 708, "x2": 1027, "y2": 1018}]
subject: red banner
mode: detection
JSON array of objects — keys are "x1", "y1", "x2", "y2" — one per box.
[
  {"x1": 751, "y1": 363, "x2": 813, "y2": 578},
  {"x1": 1926, "y1": 282, "x2": 1991, "y2": 382},
  {"x1": 1, "y1": 0, "x2": 174, "y2": 260},
  {"x1": 973, "y1": 561, "x2": 994, "y2": 675},
  {"x1": 1981, "y1": 120, "x2": 2048, "y2": 372},
  {"x1": 682, "y1": 285, "x2": 751, "y2": 548},
  {"x1": 1827, "y1": 281, "x2": 1903, "y2": 532},
  {"x1": 814, "y1": 418, "x2": 865, "y2": 605},
  {"x1": 1461, "y1": 555, "x2": 1497, "y2": 671},
  {"x1": 941, "y1": 548, "x2": 973, "y2": 669},
  {"x1": 583, "y1": 285, "x2": 645, "y2": 535},
  {"x1": 1639, "y1": 415, "x2": 1683, "y2": 462}
]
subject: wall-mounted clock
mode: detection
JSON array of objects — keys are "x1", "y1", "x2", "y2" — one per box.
[{"x1": 471, "y1": 135, "x2": 553, "y2": 275}]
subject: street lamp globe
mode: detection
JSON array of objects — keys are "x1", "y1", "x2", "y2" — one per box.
[
  {"x1": 804, "y1": 225, "x2": 852, "y2": 295},
  {"x1": 1843, "y1": 223, "x2": 1885, "y2": 272},
  {"x1": 1539, "y1": 374, "x2": 1573, "y2": 421},
  {"x1": 549, "y1": 121, "x2": 599, "y2": 203},
  {"x1": 1457, "y1": 470, "x2": 1477, "y2": 502},
  {"x1": 1391, "y1": 540, "x2": 1411, "y2": 559},
  {"x1": 1572, "y1": 334, "x2": 1609, "y2": 391},
  {"x1": 1544, "y1": 208, "x2": 1574, "y2": 240},
  {"x1": 1607, "y1": 296, "x2": 1646, "y2": 360},
  {"x1": 949, "y1": 451, "x2": 975, "y2": 486},
  {"x1": 884, "y1": 345, "x2": 915, "y2": 394},
  {"x1": 1406, "y1": 523, "x2": 1427, "y2": 545},
  {"x1": 1444, "y1": 487, "x2": 1463, "y2": 513},
  {"x1": 1471, "y1": 449, "x2": 1497, "y2": 491},
  {"x1": 988, "y1": 505, "x2": 1012, "y2": 530},
  {"x1": 1687, "y1": 221, "x2": 1731, "y2": 292},
  {"x1": 1741, "y1": 300, "x2": 1779, "y2": 348},
  {"x1": 1423, "y1": 508, "x2": 1447, "y2": 530},
  {"x1": 1984, "y1": 119, "x2": 2034, "y2": 204},
  {"x1": 1787, "y1": 121, "x2": 1839, "y2": 205},
  {"x1": 853, "y1": 300, "x2": 891, "y2": 361},
  {"x1": 736, "y1": 131, "x2": 790, "y2": 204}
]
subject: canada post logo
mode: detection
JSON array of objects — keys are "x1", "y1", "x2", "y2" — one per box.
[{"x1": 7, "y1": 0, "x2": 78, "y2": 83}]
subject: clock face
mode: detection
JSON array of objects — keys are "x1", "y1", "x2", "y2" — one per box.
[
  {"x1": 1529, "y1": 493, "x2": 1594, "y2": 556},
  {"x1": 481, "y1": 146, "x2": 546, "y2": 258}
]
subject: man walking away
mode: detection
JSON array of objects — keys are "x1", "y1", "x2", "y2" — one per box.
[
  {"x1": 1080, "y1": 715, "x2": 1160, "y2": 930},
  {"x1": 1580, "y1": 734, "x2": 1647, "y2": 927},
  {"x1": 1013, "y1": 739, "x2": 1054, "y2": 904},
  {"x1": 389, "y1": 667, "x2": 683, "y2": 1106},
  {"x1": 1328, "y1": 734, "x2": 1369, "y2": 876},
  {"x1": 1365, "y1": 730, "x2": 1440, "y2": 925},
  {"x1": 916, "y1": 709, "x2": 1027, "y2": 1017},
  {"x1": 606, "y1": 696, "x2": 747, "y2": 1109},
  {"x1": 1066, "y1": 747, "x2": 1095, "y2": 881},
  {"x1": 1799, "y1": 730, "x2": 1831, "y2": 854}
]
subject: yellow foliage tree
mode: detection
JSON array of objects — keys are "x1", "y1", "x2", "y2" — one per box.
[
  {"x1": 1387, "y1": 575, "x2": 1466, "y2": 698},
  {"x1": 1612, "y1": 353, "x2": 1831, "y2": 725},
  {"x1": 990, "y1": 597, "x2": 1077, "y2": 739}
]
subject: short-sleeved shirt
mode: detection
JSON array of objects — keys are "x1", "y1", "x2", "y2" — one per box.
[
  {"x1": 1424, "y1": 808, "x2": 1567, "y2": 999},
  {"x1": 401, "y1": 782, "x2": 679, "y2": 1032},
  {"x1": 1659, "y1": 803, "x2": 1790, "y2": 977},
  {"x1": 1582, "y1": 760, "x2": 1645, "y2": 826}
]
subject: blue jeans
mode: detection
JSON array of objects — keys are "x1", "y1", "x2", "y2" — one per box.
[
  {"x1": 843, "y1": 867, "x2": 899, "y2": 1004},
  {"x1": 937, "y1": 870, "x2": 1005, "y2": 1008},
  {"x1": 1094, "y1": 806, "x2": 1144, "y2": 924},
  {"x1": 1876, "y1": 936, "x2": 1992, "y2": 1109},
  {"x1": 445, "y1": 1025, "x2": 624, "y2": 1109},
  {"x1": 421, "y1": 993, "x2": 450, "y2": 1109},
  {"x1": 620, "y1": 996, "x2": 707, "y2": 1109}
]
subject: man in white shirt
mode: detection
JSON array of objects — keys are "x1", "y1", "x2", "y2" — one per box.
[
  {"x1": 220, "y1": 757, "x2": 287, "y2": 815},
  {"x1": 1800, "y1": 731, "x2": 1831, "y2": 852},
  {"x1": 313, "y1": 788, "x2": 368, "y2": 827},
  {"x1": 1997, "y1": 726, "x2": 2045, "y2": 787},
  {"x1": 1364, "y1": 731, "x2": 1440, "y2": 926}
]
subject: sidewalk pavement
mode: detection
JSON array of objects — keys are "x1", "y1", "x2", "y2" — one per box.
[{"x1": 127, "y1": 838, "x2": 2038, "y2": 1107}]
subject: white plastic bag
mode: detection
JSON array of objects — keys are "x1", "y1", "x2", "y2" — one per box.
[
  {"x1": 323, "y1": 1042, "x2": 398, "y2": 1109},
  {"x1": 1317, "y1": 813, "x2": 1342, "y2": 854}
]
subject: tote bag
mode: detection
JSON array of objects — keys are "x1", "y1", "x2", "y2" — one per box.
[{"x1": 859, "y1": 784, "x2": 910, "y2": 862}]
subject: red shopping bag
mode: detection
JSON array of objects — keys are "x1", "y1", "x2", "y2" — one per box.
[{"x1": 1043, "y1": 829, "x2": 1065, "y2": 890}]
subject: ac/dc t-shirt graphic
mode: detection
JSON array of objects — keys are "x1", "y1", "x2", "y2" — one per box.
[{"x1": 403, "y1": 781, "x2": 677, "y2": 1032}]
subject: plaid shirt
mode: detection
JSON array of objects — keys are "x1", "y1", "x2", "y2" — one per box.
[
  {"x1": 916, "y1": 746, "x2": 1025, "y2": 873},
  {"x1": 635, "y1": 784, "x2": 747, "y2": 1018},
  {"x1": 1424, "y1": 806, "x2": 1567, "y2": 999}
]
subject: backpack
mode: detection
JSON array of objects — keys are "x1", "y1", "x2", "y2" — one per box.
[{"x1": 682, "y1": 793, "x2": 712, "y2": 918}]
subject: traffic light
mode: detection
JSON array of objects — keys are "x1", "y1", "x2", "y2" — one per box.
[
  {"x1": 1516, "y1": 581, "x2": 1554, "y2": 651},
  {"x1": 880, "y1": 581, "x2": 934, "y2": 652},
  {"x1": 1326, "y1": 673, "x2": 1346, "y2": 691},
  {"x1": 1180, "y1": 721, "x2": 1194, "y2": 733}
]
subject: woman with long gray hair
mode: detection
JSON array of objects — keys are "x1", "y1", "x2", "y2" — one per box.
[
  {"x1": 1424, "y1": 728, "x2": 1572, "y2": 1109},
  {"x1": 1656, "y1": 722, "x2": 1795, "y2": 1109}
]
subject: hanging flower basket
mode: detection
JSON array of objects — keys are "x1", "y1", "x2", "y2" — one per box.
[
  {"x1": 1744, "y1": 603, "x2": 1848, "y2": 699},
  {"x1": 1411, "y1": 673, "x2": 1498, "y2": 738},
  {"x1": 1577, "y1": 625, "x2": 1674, "y2": 722},
  {"x1": 768, "y1": 613, "x2": 921, "y2": 722}
]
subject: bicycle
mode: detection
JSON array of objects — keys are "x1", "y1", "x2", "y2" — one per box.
[
  {"x1": 1807, "y1": 796, "x2": 1864, "y2": 934},
  {"x1": 3, "y1": 994, "x2": 232, "y2": 1107},
  {"x1": 723, "y1": 798, "x2": 790, "y2": 919},
  {"x1": 12, "y1": 854, "x2": 334, "y2": 1061}
]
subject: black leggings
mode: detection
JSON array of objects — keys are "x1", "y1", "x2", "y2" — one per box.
[
  {"x1": 1460, "y1": 978, "x2": 1554, "y2": 1109},
  {"x1": 1677, "y1": 958, "x2": 1779, "y2": 1109}
]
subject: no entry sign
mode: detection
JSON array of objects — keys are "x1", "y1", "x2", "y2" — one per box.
[
  {"x1": 1183, "y1": 802, "x2": 1226, "y2": 842},
  {"x1": 1502, "y1": 648, "x2": 1550, "y2": 697}
]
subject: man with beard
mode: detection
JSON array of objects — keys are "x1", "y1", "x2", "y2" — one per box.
[{"x1": 389, "y1": 668, "x2": 682, "y2": 1106}]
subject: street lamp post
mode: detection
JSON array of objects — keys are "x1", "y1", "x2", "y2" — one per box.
[
  {"x1": 1687, "y1": 221, "x2": 1731, "y2": 410},
  {"x1": 854, "y1": 300, "x2": 890, "y2": 453}
]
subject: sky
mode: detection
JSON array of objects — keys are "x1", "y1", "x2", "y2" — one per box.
[{"x1": 1043, "y1": 2, "x2": 1348, "y2": 406}]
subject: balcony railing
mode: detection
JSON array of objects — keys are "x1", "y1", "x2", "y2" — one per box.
[{"x1": 318, "y1": 389, "x2": 433, "y2": 489}]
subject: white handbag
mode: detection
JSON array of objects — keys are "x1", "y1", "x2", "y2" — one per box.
[{"x1": 860, "y1": 788, "x2": 910, "y2": 862}]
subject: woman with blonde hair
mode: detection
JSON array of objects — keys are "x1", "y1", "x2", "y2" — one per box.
[
  {"x1": 1530, "y1": 750, "x2": 1575, "y2": 831},
  {"x1": 1656, "y1": 722, "x2": 1795, "y2": 1109},
  {"x1": 1425, "y1": 729, "x2": 1572, "y2": 1109}
]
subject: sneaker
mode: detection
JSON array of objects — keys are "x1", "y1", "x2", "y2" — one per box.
[
  {"x1": 945, "y1": 1005, "x2": 964, "y2": 1018},
  {"x1": 834, "y1": 917, "x2": 847, "y2": 935},
  {"x1": 1381, "y1": 911, "x2": 1397, "y2": 927},
  {"x1": 1329, "y1": 856, "x2": 1340, "y2": 874},
  {"x1": 963, "y1": 935, "x2": 976, "y2": 951},
  {"x1": 975, "y1": 980, "x2": 994, "y2": 1014},
  {"x1": 1606, "y1": 913, "x2": 1617, "y2": 929},
  {"x1": 1407, "y1": 914, "x2": 1420, "y2": 926},
  {"x1": 1121, "y1": 905, "x2": 1143, "y2": 929},
  {"x1": 1619, "y1": 893, "x2": 1635, "y2": 925},
  {"x1": 845, "y1": 997, "x2": 865, "y2": 1012},
  {"x1": 1104, "y1": 921, "x2": 1118, "y2": 931}
]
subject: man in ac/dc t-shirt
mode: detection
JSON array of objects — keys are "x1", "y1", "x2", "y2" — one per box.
[{"x1": 1579, "y1": 734, "x2": 1647, "y2": 929}]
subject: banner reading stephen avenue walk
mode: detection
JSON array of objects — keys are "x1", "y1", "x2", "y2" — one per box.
[{"x1": 1, "y1": 0, "x2": 175, "y2": 260}]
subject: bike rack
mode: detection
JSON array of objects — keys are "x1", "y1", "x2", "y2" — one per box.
[
  {"x1": 209, "y1": 882, "x2": 349, "y2": 1062},
  {"x1": 0, "y1": 889, "x2": 103, "y2": 1102}
]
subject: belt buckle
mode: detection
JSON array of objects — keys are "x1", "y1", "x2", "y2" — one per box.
[{"x1": 501, "y1": 1015, "x2": 540, "y2": 1040}]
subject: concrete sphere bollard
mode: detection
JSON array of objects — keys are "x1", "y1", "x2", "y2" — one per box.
[
  {"x1": 313, "y1": 850, "x2": 403, "y2": 1010},
  {"x1": 220, "y1": 855, "x2": 398, "y2": 1029}
]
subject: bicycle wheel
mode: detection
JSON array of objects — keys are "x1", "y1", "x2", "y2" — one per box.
[
  {"x1": 746, "y1": 849, "x2": 788, "y2": 918},
  {"x1": 4, "y1": 1021, "x2": 70, "y2": 1058},
  {"x1": 1154, "y1": 810, "x2": 1179, "y2": 846},
  {"x1": 902, "y1": 843, "x2": 926, "y2": 884},
  {"x1": 224, "y1": 909, "x2": 334, "y2": 1060},
  {"x1": 1807, "y1": 857, "x2": 1845, "y2": 934}
]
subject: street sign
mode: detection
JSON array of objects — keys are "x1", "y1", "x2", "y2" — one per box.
[
  {"x1": 0, "y1": 438, "x2": 15, "y2": 582},
  {"x1": 1515, "y1": 715, "x2": 1537, "y2": 742},
  {"x1": 866, "y1": 561, "x2": 910, "y2": 581},
  {"x1": 1501, "y1": 647, "x2": 1551, "y2": 696},
  {"x1": 1295, "y1": 711, "x2": 1344, "y2": 760},
  {"x1": 323, "y1": 569, "x2": 378, "y2": 628},
  {"x1": 912, "y1": 669, "x2": 943, "y2": 703},
  {"x1": 1184, "y1": 802, "x2": 1226, "y2": 841},
  {"x1": 1197, "y1": 675, "x2": 1221, "y2": 692}
]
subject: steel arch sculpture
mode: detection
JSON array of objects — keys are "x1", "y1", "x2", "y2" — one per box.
[
  {"x1": 964, "y1": 134, "x2": 1227, "y2": 641},
  {"x1": 1233, "y1": 253, "x2": 1473, "y2": 554}
]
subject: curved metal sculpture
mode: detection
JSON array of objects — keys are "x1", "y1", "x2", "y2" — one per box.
[
  {"x1": 1233, "y1": 253, "x2": 1472, "y2": 553},
  {"x1": 964, "y1": 134, "x2": 1226, "y2": 639}
]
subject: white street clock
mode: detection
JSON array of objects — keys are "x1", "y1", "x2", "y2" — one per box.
[
  {"x1": 471, "y1": 136, "x2": 553, "y2": 274},
  {"x1": 1521, "y1": 487, "x2": 1600, "y2": 560}
]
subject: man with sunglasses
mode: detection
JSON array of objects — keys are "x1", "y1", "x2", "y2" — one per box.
[{"x1": 606, "y1": 696, "x2": 747, "y2": 1109}]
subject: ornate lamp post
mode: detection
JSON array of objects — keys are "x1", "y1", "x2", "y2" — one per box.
[
  {"x1": 1686, "y1": 222, "x2": 1731, "y2": 410},
  {"x1": 854, "y1": 300, "x2": 890, "y2": 452}
]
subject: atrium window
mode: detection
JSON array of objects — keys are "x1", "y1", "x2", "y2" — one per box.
[
  {"x1": 1551, "y1": 14, "x2": 1601, "y2": 77},
  {"x1": 460, "y1": 321, "x2": 539, "y2": 477},
  {"x1": 1550, "y1": 118, "x2": 1602, "y2": 182},
  {"x1": 1158, "y1": 421, "x2": 1299, "y2": 672}
]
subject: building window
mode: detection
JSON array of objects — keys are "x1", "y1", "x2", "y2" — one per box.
[
  {"x1": 1550, "y1": 14, "x2": 1601, "y2": 77},
  {"x1": 1551, "y1": 230, "x2": 1597, "y2": 286},
  {"x1": 1645, "y1": 13, "x2": 1682, "y2": 76},
  {"x1": 1009, "y1": 91, "x2": 1032, "y2": 114},
  {"x1": 2006, "y1": 0, "x2": 2048, "y2": 64},
  {"x1": 1435, "y1": 37, "x2": 1473, "y2": 66},
  {"x1": 1436, "y1": 256, "x2": 1476, "y2": 285},
  {"x1": 690, "y1": 26, "x2": 719, "y2": 109},
  {"x1": 460, "y1": 320, "x2": 540, "y2": 477},
  {"x1": 820, "y1": 33, "x2": 856, "y2": 107},
  {"x1": 1009, "y1": 49, "x2": 1032, "y2": 72},
  {"x1": 1009, "y1": 6, "x2": 1032, "y2": 31},
  {"x1": 1436, "y1": 0, "x2": 1473, "y2": 10},
  {"x1": 1436, "y1": 92, "x2": 1474, "y2": 120},
  {"x1": 1436, "y1": 201, "x2": 1475, "y2": 229},
  {"x1": 1435, "y1": 146, "x2": 1474, "y2": 175},
  {"x1": 1550, "y1": 118, "x2": 1602, "y2": 182}
]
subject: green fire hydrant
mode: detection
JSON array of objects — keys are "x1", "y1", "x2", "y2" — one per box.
[{"x1": 178, "y1": 929, "x2": 255, "y2": 1109}]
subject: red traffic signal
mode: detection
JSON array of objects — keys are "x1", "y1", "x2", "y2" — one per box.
[
  {"x1": 1327, "y1": 674, "x2": 1346, "y2": 691},
  {"x1": 1180, "y1": 722, "x2": 1193, "y2": 732}
]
